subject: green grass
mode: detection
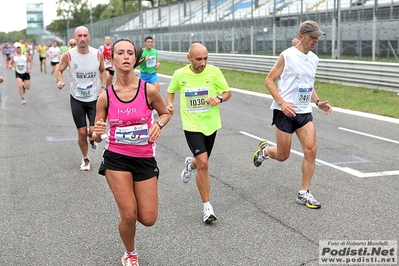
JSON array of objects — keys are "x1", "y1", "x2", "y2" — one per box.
[{"x1": 159, "y1": 60, "x2": 399, "y2": 119}]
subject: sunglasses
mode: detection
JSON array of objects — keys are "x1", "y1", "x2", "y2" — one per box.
[{"x1": 70, "y1": 43, "x2": 76, "y2": 47}]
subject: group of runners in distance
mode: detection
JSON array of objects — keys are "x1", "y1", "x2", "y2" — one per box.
[
  {"x1": 1, "y1": 20, "x2": 332, "y2": 266},
  {"x1": 0, "y1": 38, "x2": 68, "y2": 104}
]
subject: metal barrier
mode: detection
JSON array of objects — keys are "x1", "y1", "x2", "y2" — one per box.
[{"x1": 159, "y1": 51, "x2": 399, "y2": 92}]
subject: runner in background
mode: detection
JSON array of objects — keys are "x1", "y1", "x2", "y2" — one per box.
[
  {"x1": 68, "y1": 39, "x2": 77, "y2": 50},
  {"x1": 60, "y1": 42, "x2": 68, "y2": 55},
  {"x1": 37, "y1": 41, "x2": 47, "y2": 73},
  {"x1": 55, "y1": 26, "x2": 106, "y2": 171},
  {"x1": 139, "y1": 36, "x2": 160, "y2": 91},
  {"x1": 98, "y1": 36, "x2": 114, "y2": 88},
  {"x1": 47, "y1": 41, "x2": 61, "y2": 75},
  {"x1": 9, "y1": 42, "x2": 33, "y2": 105}
]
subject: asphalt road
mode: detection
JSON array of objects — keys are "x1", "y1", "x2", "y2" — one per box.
[{"x1": 1, "y1": 59, "x2": 398, "y2": 266}]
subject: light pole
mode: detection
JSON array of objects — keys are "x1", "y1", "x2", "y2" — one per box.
[
  {"x1": 372, "y1": 0, "x2": 377, "y2": 61},
  {"x1": 273, "y1": 0, "x2": 276, "y2": 56},
  {"x1": 89, "y1": 2, "x2": 94, "y2": 36}
]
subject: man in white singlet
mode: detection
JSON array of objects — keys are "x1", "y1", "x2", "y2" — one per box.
[
  {"x1": 9, "y1": 42, "x2": 33, "y2": 105},
  {"x1": 252, "y1": 20, "x2": 332, "y2": 209},
  {"x1": 47, "y1": 40, "x2": 61, "y2": 75},
  {"x1": 55, "y1": 26, "x2": 106, "y2": 171}
]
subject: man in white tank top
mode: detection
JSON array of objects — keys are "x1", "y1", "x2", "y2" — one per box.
[
  {"x1": 55, "y1": 26, "x2": 106, "y2": 171},
  {"x1": 252, "y1": 20, "x2": 332, "y2": 209},
  {"x1": 9, "y1": 41, "x2": 33, "y2": 105},
  {"x1": 47, "y1": 40, "x2": 61, "y2": 75}
]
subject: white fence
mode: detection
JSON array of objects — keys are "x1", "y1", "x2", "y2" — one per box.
[{"x1": 158, "y1": 51, "x2": 399, "y2": 92}]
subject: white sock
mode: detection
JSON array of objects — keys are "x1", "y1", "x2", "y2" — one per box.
[
  {"x1": 299, "y1": 190, "x2": 308, "y2": 195},
  {"x1": 261, "y1": 147, "x2": 268, "y2": 159},
  {"x1": 203, "y1": 202, "x2": 211, "y2": 208}
]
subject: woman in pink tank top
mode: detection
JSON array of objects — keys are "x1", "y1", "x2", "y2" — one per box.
[{"x1": 92, "y1": 39, "x2": 170, "y2": 266}]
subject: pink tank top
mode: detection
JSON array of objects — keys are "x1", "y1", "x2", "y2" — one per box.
[{"x1": 105, "y1": 80, "x2": 156, "y2": 158}]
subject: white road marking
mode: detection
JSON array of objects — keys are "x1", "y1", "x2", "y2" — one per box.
[
  {"x1": 338, "y1": 127, "x2": 399, "y2": 144},
  {"x1": 240, "y1": 131, "x2": 399, "y2": 178}
]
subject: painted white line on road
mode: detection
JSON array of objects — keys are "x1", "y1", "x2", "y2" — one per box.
[
  {"x1": 46, "y1": 136, "x2": 77, "y2": 142},
  {"x1": 228, "y1": 87, "x2": 399, "y2": 124},
  {"x1": 338, "y1": 127, "x2": 399, "y2": 144},
  {"x1": 240, "y1": 131, "x2": 399, "y2": 178}
]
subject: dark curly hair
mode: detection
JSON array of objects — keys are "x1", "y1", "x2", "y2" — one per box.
[{"x1": 111, "y1": 38, "x2": 145, "y2": 68}]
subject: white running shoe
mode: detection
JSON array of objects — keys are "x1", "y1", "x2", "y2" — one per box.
[
  {"x1": 120, "y1": 252, "x2": 139, "y2": 266},
  {"x1": 296, "y1": 190, "x2": 321, "y2": 209},
  {"x1": 80, "y1": 158, "x2": 91, "y2": 171},
  {"x1": 203, "y1": 204, "x2": 217, "y2": 223},
  {"x1": 181, "y1": 157, "x2": 195, "y2": 183},
  {"x1": 21, "y1": 99, "x2": 26, "y2": 105}
]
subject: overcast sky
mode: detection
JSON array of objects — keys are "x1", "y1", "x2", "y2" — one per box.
[{"x1": 0, "y1": 0, "x2": 108, "y2": 33}]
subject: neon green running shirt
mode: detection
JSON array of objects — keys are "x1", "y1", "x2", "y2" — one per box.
[
  {"x1": 167, "y1": 64, "x2": 230, "y2": 136},
  {"x1": 140, "y1": 48, "x2": 158, "y2": 74}
]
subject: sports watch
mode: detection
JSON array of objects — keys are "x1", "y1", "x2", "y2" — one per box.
[{"x1": 157, "y1": 120, "x2": 164, "y2": 128}]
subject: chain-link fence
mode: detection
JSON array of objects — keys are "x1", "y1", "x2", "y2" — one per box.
[{"x1": 72, "y1": 0, "x2": 399, "y2": 61}]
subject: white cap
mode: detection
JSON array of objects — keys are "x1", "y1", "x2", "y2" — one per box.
[{"x1": 14, "y1": 42, "x2": 22, "y2": 48}]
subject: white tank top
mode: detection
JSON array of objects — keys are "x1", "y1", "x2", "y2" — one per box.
[
  {"x1": 68, "y1": 47, "x2": 101, "y2": 102},
  {"x1": 13, "y1": 53, "x2": 29, "y2": 74},
  {"x1": 271, "y1": 46, "x2": 319, "y2": 114}
]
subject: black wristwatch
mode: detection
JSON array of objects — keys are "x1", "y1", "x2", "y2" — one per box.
[
  {"x1": 217, "y1": 95, "x2": 223, "y2": 103},
  {"x1": 157, "y1": 120, "x2": 164, "y2": 129}
]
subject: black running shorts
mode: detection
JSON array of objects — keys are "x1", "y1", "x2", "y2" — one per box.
[
  {"x1": 184, "y1": 130, "x2": 217, "y2": 158},
  {"x1": 272, "y1": 109, "x2": 313, "y2": 134},
  {"x1": 105, "y1": 68, "x2": 115, "y2": 76},
  {"x1": 69, "y1": 95, "x2": 97, "y2": 129},
  {"x1": 15, "y1": 72, "x2": 30, "y2": 81},
  {"x1": 98, "y1": 149, "x2": 159, "y2": 181}
]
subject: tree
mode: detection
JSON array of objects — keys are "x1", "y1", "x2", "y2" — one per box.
[
  {"x1": 56, "y1": 0, "x2": 91, "y2": 28},
  {"x1": 92, "y1": 4, "x2": 108, "y2": 22},
  {"x1": 99, "y1": 0, "x2": 139, "y2": 20},
  {"x1": 0, "y1": 30, "x2": 36, "y2": 44}
]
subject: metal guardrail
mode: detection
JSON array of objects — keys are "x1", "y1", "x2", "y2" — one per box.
[{"x1": 159, "y1": 51, "x2": 399, "y2": 93}]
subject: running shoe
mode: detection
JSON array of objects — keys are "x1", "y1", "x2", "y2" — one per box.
[
  {"x1": 203, "y1": 204, "x2": 217, "y2": 223},
  {"x1": 80, "y1": 158, "x2": 91, "y2": 171},
  {"x1": 296, "y1": 190, "x2": 321, "y2": 209},
  {"x1": 89, "y1": 139, "x2": 98, "y2": 151},
  {"x1": 252, "y1": 141, "x2": 268, "y2": 167},
  {"x1": 120, "y1": 252, "x2": 139, "y2": 266},
  {"x1": 181, "y1": 157, "x2": 195, "y2": 183},
  {"x1": 21, "y1": 99, "x2": 26, "y2": 105}
]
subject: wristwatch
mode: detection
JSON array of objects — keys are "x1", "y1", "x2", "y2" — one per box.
[
  {"x1": 217, "y1": 95, "x2": 223, "y2": 103},
  {"x1": 157, "y1": 120, "x2": 164, "y2": 128}
]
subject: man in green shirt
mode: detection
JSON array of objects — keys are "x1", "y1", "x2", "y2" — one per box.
[
  {"x1": 60, "y1": 42, "x2": 68, "y2": 55},
  {"x1": 140, "y1": 36, "x2": 160, "y2": 91},
  {"x1": 166, "y1": 43, "x2": 232, "y2": 223}
]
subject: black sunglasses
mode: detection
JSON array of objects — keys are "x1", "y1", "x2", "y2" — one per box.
[{"x1": 70, "y1": 43, "x2": 76, "y2": 47}]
